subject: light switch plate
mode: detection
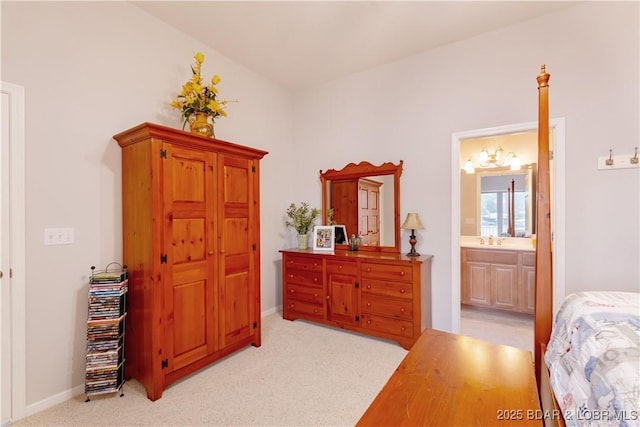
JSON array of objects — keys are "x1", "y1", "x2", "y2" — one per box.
[{"x1": 44, "y1": 228, "x2": 75, "y2": 245}]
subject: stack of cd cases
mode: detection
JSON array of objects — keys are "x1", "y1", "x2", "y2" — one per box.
[{"x1": 85, "y1": 263, "x2": 127, "y2": 401}]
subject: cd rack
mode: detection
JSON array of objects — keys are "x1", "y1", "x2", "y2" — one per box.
[{"x1": 85, "y1": 263, "x2": 128, "y2": 401}]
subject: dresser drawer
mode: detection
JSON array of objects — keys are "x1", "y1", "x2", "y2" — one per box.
[
  {"x1": 286, "y1": 300, "x2": 323, "y2": 320},
  {"x1": 284, "y1": 255, "x2": 323, "y2": 272},
  {"x1": 286, "y1": 283, "x2": 323, "y2": 304},
  {"x1": 361, "y1": 294, "x2": 413, "y2": 320},
  {"x1": 361, "y1": 314, "x2": 413, "y2": 339},
  {"x1": 284, "y1": 269, "x2": 322, "y2": 288},
  {"x1": 361, "y1": 278, "x2": 412, "y2": 299},
  {"x1": 326, "y1": 260, "x2": 358, "y2": 275},
  {"x1": 361, "y1": 262, "x2": 412, "y2": 282}
]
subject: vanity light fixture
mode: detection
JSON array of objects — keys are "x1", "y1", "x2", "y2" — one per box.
[
  {"x1": 463, "y1": 157, "x2": 475, "y2": 174},
  {"x1": 478, "y1": 146, "x2": 521, "y2": 170},
  {"x1": 401, "y1": 213, "x2": 424, "y2": 257}
]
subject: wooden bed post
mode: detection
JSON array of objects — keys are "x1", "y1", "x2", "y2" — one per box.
[{"x1": 534, "y1": 65, "x2": 552, "y2": 387}]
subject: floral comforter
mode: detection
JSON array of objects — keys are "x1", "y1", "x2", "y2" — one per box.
[{"x1": 545, "y1": 291, "x2": 640, "y2": 426}]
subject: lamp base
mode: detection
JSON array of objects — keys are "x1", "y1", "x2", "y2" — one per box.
[{"x1": 406, "y1": 231, "x2": 420, "y2": 257}]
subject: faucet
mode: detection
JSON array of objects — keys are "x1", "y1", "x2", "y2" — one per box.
[
  {"x1": 478, "y1": 237, "x2": 485, "y2": 245},
  {"x1": 488, "y1": 236, "x2": 494, "y2": 246}
]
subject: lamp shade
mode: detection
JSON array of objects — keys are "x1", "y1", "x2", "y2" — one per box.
[{"x1": 401, "y1": 213, "x2": 424, "y2": 230}]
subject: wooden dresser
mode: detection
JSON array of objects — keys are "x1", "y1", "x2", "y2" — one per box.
[
  {"x1": 357, "y1": 328, "x2": 542, "y2": 426},
  {"x1": 280, "y1": 249, "x2": 432, "y2": 349}
]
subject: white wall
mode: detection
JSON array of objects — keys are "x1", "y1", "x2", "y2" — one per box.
[
  {"x1": 1, "y1": 2, "x2": 294, "y2": 409},
  {"x1": 2, "y1": 0, "x2": 639, "y2": 416},
  {"x1": 292, "y1": 2, "x2": 639, "y2": 331}
]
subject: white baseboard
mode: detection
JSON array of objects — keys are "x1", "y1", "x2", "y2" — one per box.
[
  {"x1": 26, "y1": 384, "x2": 84, "y2": 417},
  {"x1": 261, "y1": 306, "x2": 280, "y2": 317}
]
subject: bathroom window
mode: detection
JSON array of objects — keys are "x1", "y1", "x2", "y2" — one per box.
[{"x1": 480, "y1": 190, "x2": 526, "y2": 237}]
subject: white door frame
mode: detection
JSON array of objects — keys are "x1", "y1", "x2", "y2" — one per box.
[
  {"x1": 450, "y1": 118, "x2": 566, "y2": 333},
  {"x1": 0, "y1": 81, "x2": 27, "y2": 423}
]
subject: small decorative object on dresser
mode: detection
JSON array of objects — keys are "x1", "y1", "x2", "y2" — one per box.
[
  {"x1": 285, "y1": 202, "x2": 320, "y2": 249},
  {"x1": 170, "y1": 51, "x2": 237, "y2": 138}
]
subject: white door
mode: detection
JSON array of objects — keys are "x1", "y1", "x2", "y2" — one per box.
[{"x1": 0, "y1": 81, "x2": 27, "y2": 424}]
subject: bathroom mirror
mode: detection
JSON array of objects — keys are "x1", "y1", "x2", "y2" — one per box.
[
  {"x1": 460, "y1": 163, "x2": 537, "y2": 238},
  {"x1": 320, "y1": 161, "x2": 402, "y2": 253}
]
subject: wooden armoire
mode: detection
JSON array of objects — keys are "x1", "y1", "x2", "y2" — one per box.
[{"x1": 113, "y1": 122, "x2": 268, "y2": 401}]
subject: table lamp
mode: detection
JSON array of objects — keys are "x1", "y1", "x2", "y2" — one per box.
[{"x1": 401, "y1": 213, "x2": 424, "y2": 257}]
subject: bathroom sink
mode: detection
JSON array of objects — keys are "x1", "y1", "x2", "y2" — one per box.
[{"x1": 460, "y1": 236, "x2": 535, "y2": 251}]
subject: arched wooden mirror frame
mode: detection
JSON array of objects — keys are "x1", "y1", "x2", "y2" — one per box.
[{"x1": 320, "y1": 160, "x2": 403, "y2": 253}]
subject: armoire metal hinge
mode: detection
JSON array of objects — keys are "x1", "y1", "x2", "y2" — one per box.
[
  {"x1": 252, "y1": 243, "x2": 257, "y2": 251},
  {"x1": 161, "y1": 359, "x2": 168, "y2": 369},
  {"x1": 160, "y1": 254, "x2": 168, "y2": 264},
  {"x1": 160, "y1": 149, "x2": 167, "y2": 159},
  {"x1": 355, "y1": 281, "x2": 359, "y2": 288},
  {"x1": 251, "y1": 165, "x2": 256, "y2": 173},
  {"x1": 253, "y1": 321, "x2": 257, "y2": 329},
  {"x1": 355, "y1": 315, "x2": 360, "y2": 322}
]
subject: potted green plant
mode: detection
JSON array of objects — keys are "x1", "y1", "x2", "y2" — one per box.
[{"x1": 285, "y1": 202, "x2": 320, "y2": 249}]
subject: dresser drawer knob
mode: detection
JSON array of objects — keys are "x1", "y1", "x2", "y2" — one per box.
[
  {"x1": 367, "y1": 320, "x2": 372, "y2": 325},
  {"x1": 290, "y1": 289, "x2": 295, "y2": 294},
  {"x1": 401, "y1": 327, "x2": 406, "y2": 332},
  {"x1": 367, "y1": 302, "x2": 372, "y2": 307},
  {"x1": 366, "y1": 285, "x2": 371, "y2": 289},
  {"x1": 366, "y1": 267, "x2": 371, "y2": 272},
  {"x1": 313, "y1": 308, "x2": 319, "y2": 313},
  {"x1": 400, "y1": 307, "x2": 405, "y2": 312},
  {"x1": 314, "y1": 293, "x2": 318, "y2": 298},
  {"x1": 400, "y1": 289, "x2": 405, "y2": 294},
  {"x1": 313, "y1": 278, "x2": 318, "y2": 282},
  {"x1": 400, "y1": 271, "x2": 405, "y2": 276},
  {"x1": 338, "y1": 265, "x2": 343, "y2": 269}
]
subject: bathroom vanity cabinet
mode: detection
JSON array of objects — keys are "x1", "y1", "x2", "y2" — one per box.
[{"x1": 461, "y1": 247, "x2": 535, "y2": 314}]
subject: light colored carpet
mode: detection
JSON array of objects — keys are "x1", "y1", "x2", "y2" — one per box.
[{"x1": 13, "y1": 313, "x2": 408, "y2": 427}]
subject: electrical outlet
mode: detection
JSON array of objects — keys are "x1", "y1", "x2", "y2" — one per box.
[{"x1": 44, "y1": 228, "x2": 75, "y2": 245}]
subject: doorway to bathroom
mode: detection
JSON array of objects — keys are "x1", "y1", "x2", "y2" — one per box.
[{"x1": 450, "y1": 119, "x2": 566, "y2": 352}]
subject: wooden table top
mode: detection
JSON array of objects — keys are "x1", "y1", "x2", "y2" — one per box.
[{"x1": 356, "y1": 328, "x2": 542, "y2": 426}]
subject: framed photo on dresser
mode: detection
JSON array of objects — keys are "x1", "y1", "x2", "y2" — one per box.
[
  {"x1": 334, "y1": 225, "x2": 347, "y2": 244},
  {"x1": 313, "y1": 225, "x2": 335, "y2": 251}
]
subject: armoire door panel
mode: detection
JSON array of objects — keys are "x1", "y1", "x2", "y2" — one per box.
[
  {"x1": 223, "y1": 162, "x2": 249, "y2": 203},
  {"x1": 171, "y1": 218, "x2": 207, "y2": 263},
  {"x1": 221, "y1": 271, "x2": 251, "y2": 345},
  {"x1": 218, "y1": 155, "x2": 256, "y2": 348},
  {"x1": 223, "y1": 218, "x2": 249, "y2": 255},
  {"x1": 170, "y1": 279, "x2": 208, "y2": 371},
  {"x1": 163, "y1": 144, "x2": 218, "y2": 372},
  {"x1": 170, "y1": 156, "x2": 206, "y2": 202}
]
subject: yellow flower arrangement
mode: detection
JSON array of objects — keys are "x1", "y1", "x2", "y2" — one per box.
[{"x1": 171, "y1": 52, "x2": 235, "y2": 128}]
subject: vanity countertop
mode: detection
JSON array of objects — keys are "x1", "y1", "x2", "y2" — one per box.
[{"x1": 460, "y1": 235, "x2": 535, "y2": 252}]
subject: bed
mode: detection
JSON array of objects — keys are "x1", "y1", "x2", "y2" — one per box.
[
  {"x1": 543, "y1": 292, "x2": 640, "y2": 426},
  {"x1": 535, "y1": 67, "x2": 640, "y2": 427}
]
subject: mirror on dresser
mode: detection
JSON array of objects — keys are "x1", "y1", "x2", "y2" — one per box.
[{"x1": 320, "y1": 160, "x2": 402, "y2": 253}]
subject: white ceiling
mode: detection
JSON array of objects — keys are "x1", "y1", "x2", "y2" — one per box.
[{"x1": 133, "y1": 1, "x2": 576, "y2": 92}]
